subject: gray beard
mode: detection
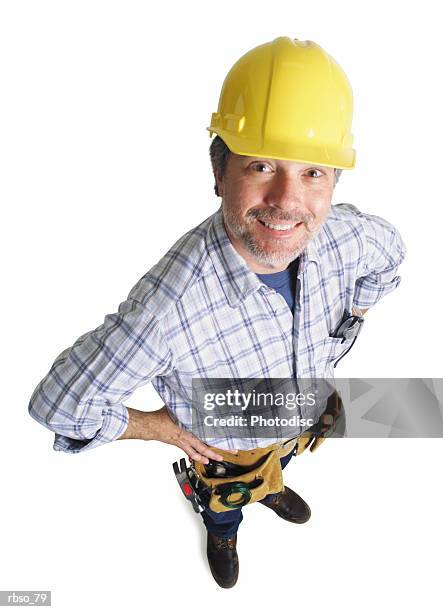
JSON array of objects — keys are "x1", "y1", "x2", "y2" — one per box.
[
  {"x1": 222, "y1": 202, "x2": 319, "y2": 268},
  {"x1": 239, "y1": 232, "x2": 308, "y2": 268}
]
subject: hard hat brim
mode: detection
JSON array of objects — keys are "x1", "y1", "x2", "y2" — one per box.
[{"x1": 207, "y1": 128, "x2": 356, "y2": 170}]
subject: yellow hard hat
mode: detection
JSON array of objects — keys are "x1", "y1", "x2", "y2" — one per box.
[{"x1": 208, "y1": 36, "x2": 356, "y2": 169}]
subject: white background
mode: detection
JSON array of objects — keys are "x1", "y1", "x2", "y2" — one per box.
[{"x1": 1, "y1": 1, "x2": 442, "y2": 610}]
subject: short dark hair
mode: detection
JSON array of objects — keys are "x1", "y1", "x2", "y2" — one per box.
[
  {"x1": 209, "y1": 135, "x2": 342, "y2": 196},
  {"x1": 209, "y1": 135, "x2": 231, "y2": 197}
]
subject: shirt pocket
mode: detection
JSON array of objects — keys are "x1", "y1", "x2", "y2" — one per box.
[{"x1": 320, "y1": 336, "x2": 355, "y2": 373}]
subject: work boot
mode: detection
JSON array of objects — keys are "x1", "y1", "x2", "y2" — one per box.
[
  {"x1": 259, "y1": 486, "x2": 311, "y2": 524},
  {"x1": 207, "y1": 533, "x2": 239, "y2": 588}
]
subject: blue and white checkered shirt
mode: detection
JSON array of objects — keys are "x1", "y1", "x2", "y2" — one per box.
[{"x1": 28, "y1": 203, "x2": 406, "y2": 452}]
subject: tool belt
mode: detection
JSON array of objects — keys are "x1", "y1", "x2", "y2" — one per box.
[
  {"x1": 173, "y1": 391, "x2": 344, "y2": 514},
  {"x1": 192, "y1": 438, "x2": 297, "y2": 513}
]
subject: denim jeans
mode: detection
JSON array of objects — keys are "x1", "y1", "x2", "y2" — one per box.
[{"x1": 200, "y1": 447, "x2": 296, "y2": 538}]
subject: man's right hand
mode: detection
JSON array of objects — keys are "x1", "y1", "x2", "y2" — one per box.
[{"x1": 118, "y1": 406, "x2": 224, "y2": 464}]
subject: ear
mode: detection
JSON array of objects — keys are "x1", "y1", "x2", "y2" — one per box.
[{"x1": 214, "y1": 170, "x2": 224, "y2": 198}]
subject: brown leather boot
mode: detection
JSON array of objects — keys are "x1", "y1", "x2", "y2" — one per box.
[
  {"x1": 259, "y1": 486, "x2": 311, "y2": 523},
  {"x1": 207, "y1": 533, "x2": 239, "y2": 588}
]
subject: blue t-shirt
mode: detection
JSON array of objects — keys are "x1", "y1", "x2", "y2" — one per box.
[{"x1": 256, "y1": 258, "x2": 299, "y2": 313}]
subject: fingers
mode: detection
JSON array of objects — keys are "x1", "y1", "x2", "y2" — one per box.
[
  {"x1": 181, "y1": 445, "x2": 223, "y2": 464},
  {"x1": 175, "y1": 429, "x2": 224, "y2": 463},
  {"x1": 321, "y1": 414, "x2": 334, "y2": 427}
]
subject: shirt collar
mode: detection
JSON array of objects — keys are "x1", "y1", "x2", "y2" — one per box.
[{"x1": 207, "y1": 207, "x2": 321, "y2": 308}]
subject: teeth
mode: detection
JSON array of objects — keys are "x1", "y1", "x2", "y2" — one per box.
[{"x1": 262, "y1": 221, "x2": 297, "y2": 230}]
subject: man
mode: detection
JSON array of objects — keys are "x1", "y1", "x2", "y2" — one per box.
[{"x1": 28, "y1": 37, "x2": 406, "y2": 588}]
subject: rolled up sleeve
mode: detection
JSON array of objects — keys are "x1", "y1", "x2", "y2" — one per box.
[
  {"x1": 353, "y1": 211, "x2": 407, "y2": 309},
  {"x1": 28, "y1": 297, "x2": 173, "y2": 453}
]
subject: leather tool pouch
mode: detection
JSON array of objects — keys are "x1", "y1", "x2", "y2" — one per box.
[{"x1": 193, "y1": 441, "x2": 296, "y2": 513}]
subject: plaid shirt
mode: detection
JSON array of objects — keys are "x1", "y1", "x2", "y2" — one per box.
[{"x1": 28, "y1": 203, "x2": 406, "y2": 452}]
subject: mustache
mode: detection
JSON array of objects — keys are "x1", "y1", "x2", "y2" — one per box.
[{"x1": 246, "y1": 208, "x2": 315, "y2": 228}]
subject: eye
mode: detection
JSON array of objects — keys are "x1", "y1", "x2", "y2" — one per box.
[
  {"x1": 250, "y1": 162, "x2": 274, "y2": 173},
  {"x1": 305, "y1": 168, "x2": 324, "y2": 178}
]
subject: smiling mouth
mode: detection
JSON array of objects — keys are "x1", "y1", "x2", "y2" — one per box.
[{"x1": 257, "y1": 219, "x2": 302, "y2": 231}]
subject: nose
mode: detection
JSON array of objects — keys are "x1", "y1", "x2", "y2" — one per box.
[{"x1": 263, "y1": 171, "x2": 303, "y2": 212}]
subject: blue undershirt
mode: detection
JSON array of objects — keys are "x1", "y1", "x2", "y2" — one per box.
[{"x1": 256, "y1": 258, "x2": 299, "y2": 313}]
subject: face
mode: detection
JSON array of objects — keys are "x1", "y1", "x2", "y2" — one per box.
[{"x1": 216, "y1": 154, "x2": 335, "y2": 273}]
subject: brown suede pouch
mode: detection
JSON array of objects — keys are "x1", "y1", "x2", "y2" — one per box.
[{"x1": 193, "y1": 439, "x2": 297, "y2": 513}]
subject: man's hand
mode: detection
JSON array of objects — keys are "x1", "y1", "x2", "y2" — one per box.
[
  {"x1": 352, "y1": 306, "x2": 368, "y2": 317},
  {"x1": 118, "y1": 406, "x2": 224, "y2": 464},
  {"x1": 296, "y1": 392, "x2": 344, "y2": 454}
]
